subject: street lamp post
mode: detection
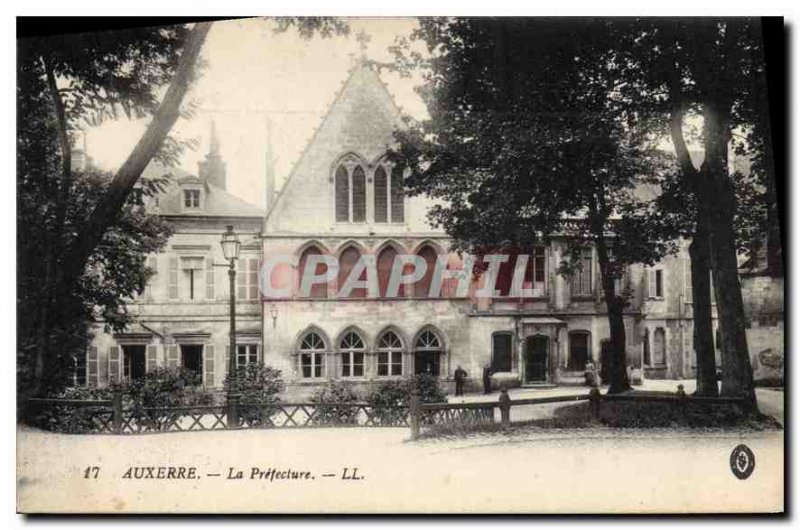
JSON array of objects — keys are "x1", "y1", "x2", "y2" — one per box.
[{"x1": 220, "y1": 225, "x2": 241, "y2": 427}]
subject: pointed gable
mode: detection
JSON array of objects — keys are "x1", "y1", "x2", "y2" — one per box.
[{"x1": 265, "y1": 62, "x2": 405, "y2": 233}]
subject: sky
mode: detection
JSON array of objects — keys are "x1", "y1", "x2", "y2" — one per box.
[{"x1": 85, "y1": 17, "x2": 428, "y2": 209}]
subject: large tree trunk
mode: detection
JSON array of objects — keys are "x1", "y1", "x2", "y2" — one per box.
[
  {"x1": 61, "y1": 22, "x2": 211, "y2": 287},
  {"x1": 703, "y1": 104, "x2": 758, "y2": 411},
  {"x1": 593, "y1": 225, "x2": 631, "y2": 394},
  {"x1": 689, "y1": 216, "x2": 718, "y2": 397}
]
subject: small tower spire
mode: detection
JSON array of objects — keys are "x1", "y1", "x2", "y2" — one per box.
[{"x1": 198, "y1": 119, "x2": 227, "y2": 189}]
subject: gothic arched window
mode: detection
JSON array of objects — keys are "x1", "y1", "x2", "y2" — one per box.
[
  {"x1": 299, "y1": 331, "x2": 327, "y2": 379},
  {"x1": 414, "y1": 329, "x2": 443, "y2": 376},
  {"x1": 337, "y1": 245, "x2": 367, "y2": 298},
  {"x1": 298, "y1": 245, "x2": 328, "y2": 299},
  {"x1": 374, "y1": 163, "x2": 405, "y2": 224},
  {"x1": 414, "y1": 245, "x2": 438, "y2": 298},
  {"x1": 377, "y1": 330, "x2": 404, "y2": 377},
  {"x1": 334, "y1": 156, "x2": 366, "y2": 223},
  {"x1": 339, "y1": 331, "x2": 366, "y2": 378}
]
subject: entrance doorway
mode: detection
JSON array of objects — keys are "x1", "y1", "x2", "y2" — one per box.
[
  {"x1": 600, "y1": 340, "x2": 613, "y2": 384},
  {"x1": 524, "y1": 335, "x2": 549, "y2": 383},
  {"x1": 414, "y1": 352, "x2": 440, "y2": 376},
  {"x1": 122, "y1": 345, "x2": 146, "y2": 381},
  {"x1": 568, "y1": 331, "x2": 590, "y2": 370},
  {"x1": 180, "y1": 344, "x2": 204, "y2": 382}
]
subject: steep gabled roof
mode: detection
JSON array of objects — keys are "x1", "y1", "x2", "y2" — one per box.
[{"x1": 264, "y1": 61, "x2": 406, "y2": 224}]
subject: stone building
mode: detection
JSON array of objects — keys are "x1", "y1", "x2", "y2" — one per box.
[
  {"x1": 82, "y1": 61, "x2": 783, "y2": 394},
  {"x1": 84, "y1": 128, "x2": 264, "y2": 388}
]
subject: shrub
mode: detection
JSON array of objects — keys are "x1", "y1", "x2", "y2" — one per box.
[
  {"x1": 366, "y1": 380, "x2": 409, "y2": 426},
  {"x1": 310, "y1": 380, "x2": 361, "y2": 426},
  {"x1": 125, "y1": 367, "x2": 207, "y2": 410},
  {"x1": 27, "y1": 387, "x2": 114, "y2": 434},
  {"x1": 366, "y1": 375, "x2": 447, "y2": 426},
  {"x1": 223, "y1": 363, "x2": 284, "y2": 426},
  {"x1": 408, "y1": 373, "x2": 448, "y2": 404}
]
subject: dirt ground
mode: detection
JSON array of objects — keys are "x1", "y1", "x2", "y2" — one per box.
[{"x1": 17, "y1": 419, "x2": 783, "y2": 513}]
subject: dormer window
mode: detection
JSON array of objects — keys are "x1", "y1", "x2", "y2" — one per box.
[{"x1": 184, "y1": 189, "x2": 201, "y2": 209}]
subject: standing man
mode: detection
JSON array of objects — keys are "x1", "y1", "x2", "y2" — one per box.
[
  {"x1": 482, "y1": 363, "x2": 493, "y2": 395},
  {"x1": 454, "y1": 365, "x2": 468, "y2": 396}
]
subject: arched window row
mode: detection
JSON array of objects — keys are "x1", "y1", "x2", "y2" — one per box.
[
  {"x1": 295, "y1": 327, "x2": 446, "y2": 379},
  {"x1": 297, "y1": 242, "x2": 457, "y2": 299},
  {"x1": 334, "y1": 155, "x2": 405, "y2": 225}
]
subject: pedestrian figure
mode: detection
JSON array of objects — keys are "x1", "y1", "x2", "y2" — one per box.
[
  {"x1": 454, "y1": 365, "x2": 468, "y2": 396},
  {"x1": 482, "y1": 363, "x2": 493, "y2": 394}
]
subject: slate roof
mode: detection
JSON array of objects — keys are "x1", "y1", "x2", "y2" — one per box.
[{"x1": 141, "y1": 161, "x2": 264, "y2": 218}]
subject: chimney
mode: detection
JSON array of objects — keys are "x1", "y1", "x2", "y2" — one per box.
[
  {"x1": 198, "y1": 120, "x2": 227, "y2": 189},
  {"x1": 265, "y1": 119, "x2": 276, "y2": 212}
]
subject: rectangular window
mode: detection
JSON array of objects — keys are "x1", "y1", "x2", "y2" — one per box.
[
  {"x1": 341, "y1": 351, "x2": 365, "y2": 377},
  {"x1": 184, "y1": 189, "x2": 200, "y2": 208},
  {"x1": 377, "y1": 351, "x2": 403, "y2": 376},
  {"x1": 570, "y1": 248, "x2": 593, "y2": 296},
  {"x1": 533, "y1": 247, "x2": 546, "y2": 284},
  {"x1": 301, "y1": 353, "x2": 323, "y2": 378},
  {"x1": 236, "y1": 344, "x2": 259, "y2": 367},
  {"x1": 73, "y1": 349, "x2": 87, "y2": 387},
  {"x1": 648, "y1": 269, "x2": 664, "y2": 298},
  {"x1": 492, "y1": 333, "x2": 513, "y2": 372}
]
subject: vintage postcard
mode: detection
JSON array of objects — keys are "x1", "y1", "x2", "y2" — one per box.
[{"x1": 15, "y1": 16, "x2": 785, "y2": 514}]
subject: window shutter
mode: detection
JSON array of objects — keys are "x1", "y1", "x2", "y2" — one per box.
[
  {"x1": 248, "y1": 258, "x2": 259, "y2": 300},
  {"x1": 146, "y1": 345, "x2": 158, "y2": 373},
  {"x1": 168, "y1": 257, "x2": 179, "y2": 300},
  {"x1": 237, "y1": 259, "x2": 247, "y2": 299},
  {"x1": 108, "y1": 346, "x2": 121, "y2": 383},
  {"x1": 683, "y1": 259, "x2": 693, "y2": 302},
  {"x1": 167, "y1": 345, "x2": 180, "y2": 369},
  {"x1": 205, "y1": 344, "x2": 215, "y2": 387},
  {"x1": 647, "y1": 269, "x2": 656, "y2": 298},
  {"x1": 205, "y1": 257, "x2": 215, "y2": 300},
  {"x1": 87, "y1": 346, "x2": 98, "y2": 387}
]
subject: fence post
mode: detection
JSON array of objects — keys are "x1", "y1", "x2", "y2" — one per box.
[
  {"x1": 589, "y1": 387, "x2": 601, "y2": 422},
  {"x1": 112, "y1": 387, "x2": 123, "y2": 434},
  {"x1": 409, "y1": 390, "x2": 420, "y2": 441},
  {"x1": 227, "y1": 393, "x2": 240, "y2": 429},
  {"x1": 499, "y1": 389, "x2": 511, "y2": 428}
]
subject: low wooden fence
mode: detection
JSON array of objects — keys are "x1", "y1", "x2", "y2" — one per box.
[
  {"x1": 27, "y1": 384, "x2": 747, "y2": 437},
  {"x1": 26, "y1": 395, "x2": 409, "y2": 434},
  {"x1": 407, "y1": 385, "x2": 749, "y2": 440}
]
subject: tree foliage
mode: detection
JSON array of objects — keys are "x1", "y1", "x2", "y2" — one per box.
[{"x1": 391, "y1": 18, "x2": 683, "y2": 392}]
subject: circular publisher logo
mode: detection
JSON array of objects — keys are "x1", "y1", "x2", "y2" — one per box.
[{"x1": 730, "y1": 444, "x2": 756, "y2": 480}]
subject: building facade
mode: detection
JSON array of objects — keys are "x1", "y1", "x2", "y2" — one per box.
[
  {"x1": 84, "y1": 62, "x2": 783, "y2": 395},
  {"x1": 84, "y1": 132, "x2": 265, "y2": 389}
]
